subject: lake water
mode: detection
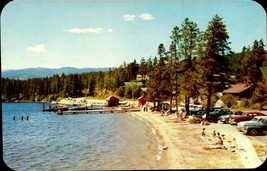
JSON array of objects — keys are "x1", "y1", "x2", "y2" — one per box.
[{"x1": 2, "y1": 103, "x2": 168, "y2": 170}]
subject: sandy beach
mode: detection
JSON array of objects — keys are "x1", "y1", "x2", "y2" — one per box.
[
  {"x1": 58, "y1": 97, "x2": 265, "y2": 169},
  {"x1": 133, "y1": 111, "x2": 265, "y2": 169}
]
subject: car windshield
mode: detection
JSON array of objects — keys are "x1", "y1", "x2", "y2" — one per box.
[
  {"x1": 258, "y1": 118, "x2": 267, "y2": 124},
  {"x1": 252, "y1": 118, "x2": 259, "y2": 121},
  {"x1": 235, "y1": 111, "x2": 243, "y2": 115}
]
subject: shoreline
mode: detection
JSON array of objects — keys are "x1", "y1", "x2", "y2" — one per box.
[
  {"x1": 57, "y1": 97, "x2": 265, "y2": 169},
  {"x1": 131, "y1": 112, "x2": 181, "y2": 169},
  {"x1": 14, "y1": 97, "x2": 265, "y2": 168},
  {"x1": 133, "y1": 111, "x2": 264, "y2": 169}
]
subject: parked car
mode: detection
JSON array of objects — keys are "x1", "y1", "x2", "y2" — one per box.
[
  {"x1": 194, "y1": 109, "x2": 207, "y2": 118},
  {"x1": 211, "y1": 108, "x2": 232, "y2": 116},
  {"x1": 198, "y1": 107, "x2": 218, "y2": 118},
  {"x1": 189, "y1": 107, "x2": 205, "y2": 116},
  {"x1": 190, "y1": 104, "x2": 204, "y2": 111},
  {"x1": 200, "y1": 108, "x2": 232, "y2": 123},
  {"x1": 172, "y1": 104, "x2": 204, "y2": 114},
  {"x1": 218, "y1": 110, "x2": 243, "y2": 124},
  {"x1": 237, "y1": 116, "x2": 267, "y2": 132},
  {"x1": 243, "y1": 118, "x2": 267, "y2": 136},
  {"x1": 171, "y1": 104, "x2": 185, "y2": 113},
  {"x1": 229, "y1": 111, "x2": 266, "y2": 125},
  {"x1": 202, "y1": 108, "x2": 231, "y2": 119}
]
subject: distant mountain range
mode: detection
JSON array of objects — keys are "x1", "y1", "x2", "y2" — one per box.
[{"x1": 2, "y1": 67, "x2": 110, "y2": 79}]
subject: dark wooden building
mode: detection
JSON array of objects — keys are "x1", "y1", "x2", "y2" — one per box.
[{"x1": 223, "y1": 83, "x2": 252, "y2": 100}]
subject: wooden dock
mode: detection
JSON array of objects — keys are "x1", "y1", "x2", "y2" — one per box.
[{"x1": 59, "y1": 108, "x2": 140, "y2": 115}]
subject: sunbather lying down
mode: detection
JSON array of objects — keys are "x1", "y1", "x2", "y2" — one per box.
[
  {"x1": 203, "y1": 136, "x2": 224, "y2": 149},
  {"x1": 203, "y1": 144, "x2": 224, "y2": 149}
]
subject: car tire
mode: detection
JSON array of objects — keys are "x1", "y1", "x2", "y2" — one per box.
[{"x1": 249, "y1": 129, "x2": 258, "y2": 136}]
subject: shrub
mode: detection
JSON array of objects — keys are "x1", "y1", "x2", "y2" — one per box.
[
  {"x1": 240, "y1": 98, "x2": 253, "y2": 108},
  {"x1": 251, "y1": 103, "x2": 262, "y2": 110},
  {"x1": 115, "y1": 87, "x2": 124, "y2": 97},
  {"x1": 220, "y1": 94, "x2": 237, "y2": 108}
]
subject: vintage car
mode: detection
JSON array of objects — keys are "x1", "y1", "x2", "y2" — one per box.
[
  {"x1": 237, "y1": 116, "x2": 267, "y2": 131},
  {"x1": 218, "y1": 110, "x2": 243, "y2": 124},
  {"x1": 243, "y1": 118, "x2": 267, "y2": 136},
  {"x1": 201, "y1": 108, "x2": 232, "y2": 123},
  {"x1": 229, "y1": 111, "x2": 266, "y2": 125}
]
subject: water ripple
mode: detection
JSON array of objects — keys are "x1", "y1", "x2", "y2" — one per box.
[{"x1": 3, "y1": 103, "x2": 168, "y2": 170}]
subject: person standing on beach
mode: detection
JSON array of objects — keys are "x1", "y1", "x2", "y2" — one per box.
[{"x1": 202, "y1": 128, "x2": 206, "y2": 136}]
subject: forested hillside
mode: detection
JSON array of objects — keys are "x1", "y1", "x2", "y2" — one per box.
[{"x1": 2, "y1": 15, "x2": 266, "y2": 114}]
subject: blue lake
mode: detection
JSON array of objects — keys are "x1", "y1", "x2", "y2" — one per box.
[{"x1": 2, "y1": 102, "x2": 167, "y2": 170}]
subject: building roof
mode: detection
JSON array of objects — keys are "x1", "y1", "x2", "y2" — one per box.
[
  {"x1": 223, "y1": 83, "x2": 251, "y2": 94},
  {"x1": 260, "y1": 67, "x2": 267, "y2": 80}
]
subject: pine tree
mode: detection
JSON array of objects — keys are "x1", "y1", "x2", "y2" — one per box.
[
  {"x1": 201, "y1": 14, "x2": 232, "y2": 119},
  {"x1": 177, "y1": 18, "x2": 201, "y2": 116},
  {"x1": 139, "y1": 57, "x2": 147, "y2": 87},
  {"x1": 170, "y1": 25, "x2": 182, "y2": 116}
]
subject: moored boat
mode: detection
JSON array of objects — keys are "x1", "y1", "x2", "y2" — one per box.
[{"x1": 42, "y1": 103, "x2": 69, "y2": 112}]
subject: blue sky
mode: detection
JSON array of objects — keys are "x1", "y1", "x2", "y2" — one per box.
[{"x1": 1, "y1": 0, "x2": 266, "y2": 70}]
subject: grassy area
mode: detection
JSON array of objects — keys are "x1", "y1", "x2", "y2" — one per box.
[{"x1": 252, "y1": 143, "x2": 267, "y2": 162}]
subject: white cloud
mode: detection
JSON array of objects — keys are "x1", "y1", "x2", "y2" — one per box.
[
  {"x1": 139, "y1": 13, "x2": 155, "y2": 20},
  {"x1": 108, "y1": 28, "x2": 113, "y2": 33},
  {"x1": 68, "y1": 27, "x2": 103, "y2": 33},
  {"x1": 123, "y1": 14, "x2": 135, "y2": 21},
  {"x1": 26, "y1": 44, "x2": 45, "y2": 52}
]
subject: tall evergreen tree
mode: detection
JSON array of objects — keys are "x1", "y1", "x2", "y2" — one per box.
[
  {"x1": 139, "y1": 57, "x2": 147, "y2": 87},
  {"x1": 169, "y1": 25, "x2": 183, "y2": 116},
  {"x1": 147, "y1": 57, "x2": 161, "y2": 110},
  {"x1": 201, "y1": 14, "x2": 232, "y2": 119},
  {"x1": 177, "y1": 18, "x2": 201, "y2": 116}
]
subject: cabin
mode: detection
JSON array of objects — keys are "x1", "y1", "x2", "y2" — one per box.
[
  {"x1": 223, "y1": 83, "x2": 252, "y2": 100},
  {"x1": 124, "y1": 74, "x2": 149, "y2": 92}
]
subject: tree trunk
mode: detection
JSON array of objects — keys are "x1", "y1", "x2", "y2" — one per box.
[
  {"x1": 175, "y1": 93, "x2": 179, "y2": 119},
  {"x1": 185, "y1": 95, "x2": 190, "y2": 117},
  {"x1": 169, "y1": 94, "x2": 173, "y2": 112},
  {"x1": 206, "y1": 83, "x2": 212, "y2": 120}
]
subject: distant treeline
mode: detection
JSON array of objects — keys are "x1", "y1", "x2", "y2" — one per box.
[
  {"x1": 1, "y1": 62, "x2": 140, "y2": 102},
  {"x1": 2, "y1": 15, "x2": 266, "y2": 115}
]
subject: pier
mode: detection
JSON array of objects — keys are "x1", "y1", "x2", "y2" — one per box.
[{"x1": 59, "y1": 108, "x2": 140, "y2": 115}]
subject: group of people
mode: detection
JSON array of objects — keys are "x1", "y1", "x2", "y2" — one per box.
[
  {"x1": 13, "y1": 115, "x2": 29, "y2": 121},
  {"x1": 201, "y1": 128, "x2": 225, "y2": 149}
]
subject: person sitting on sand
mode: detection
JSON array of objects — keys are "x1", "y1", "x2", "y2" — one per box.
[
  {"x1": 217, "y1": 132, "x2": 220, "y2": 137},
  {"x1": 215, "y1": 136, "x2": 223, "y2": 145},
  {"x1": 212, "y1": 130, "x2": 217, "y2": 137},
  {"x1": 212, "y1": 132, "x2": 221, "y2": 141},
  {"x1": 221, "y1": 134, "x2": 225, "y2": 139},
  {"x1": 200, "y1": 128, "x2": 207, "y2": 139},
  {"x1": 203, "y1": 136, "x2": 224, "y2": 149}
]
